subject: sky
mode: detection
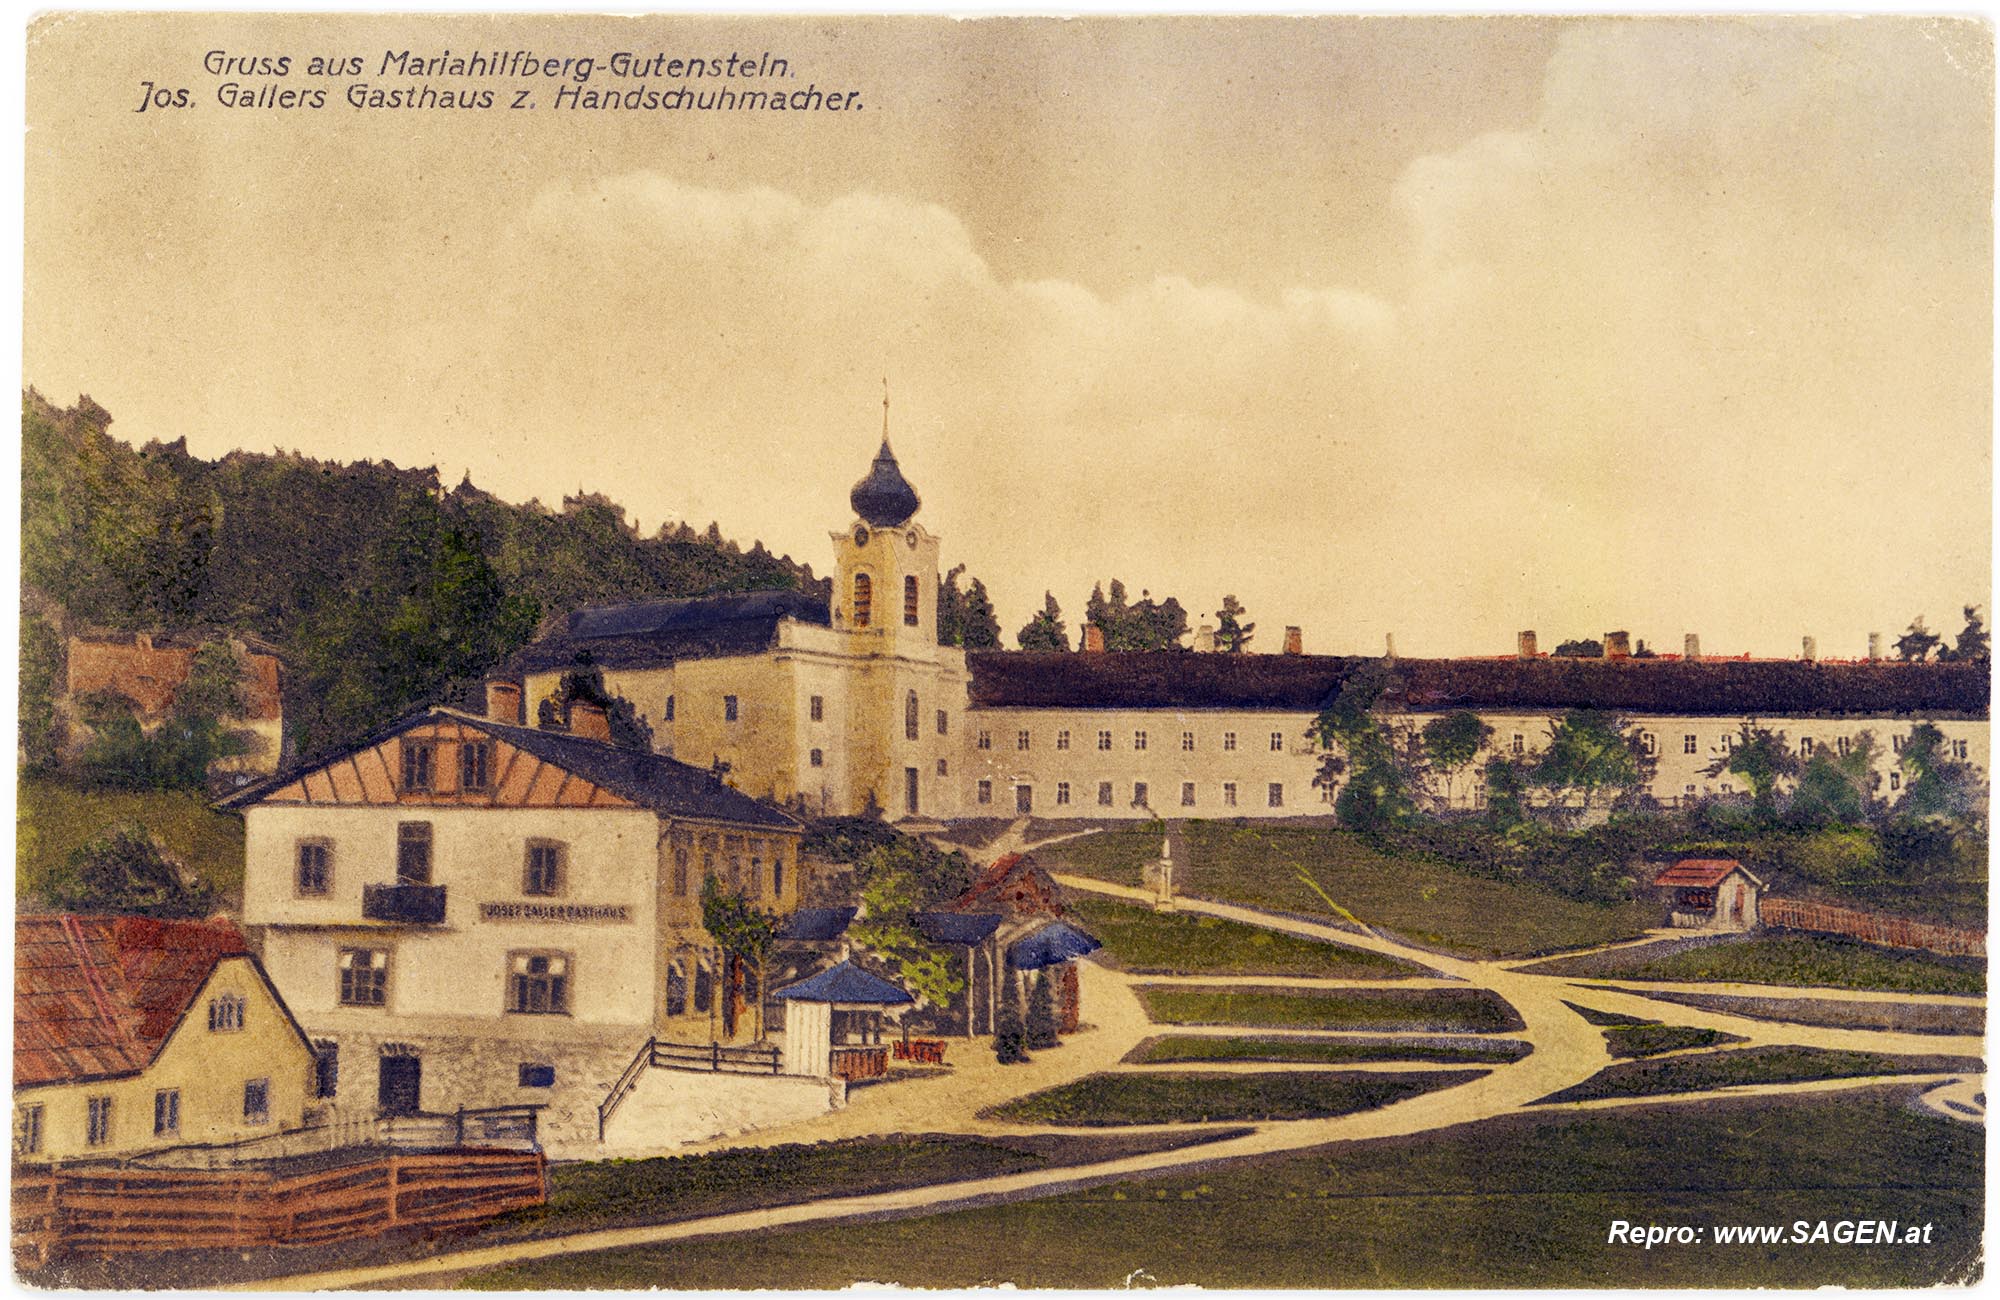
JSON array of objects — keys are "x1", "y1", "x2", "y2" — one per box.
[{"x1": 23, "y1": 14, "x2": 1994, "y2": 659}]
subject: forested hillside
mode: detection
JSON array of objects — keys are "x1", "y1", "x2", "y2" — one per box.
[{"x1": 21, "y1": 390, "x2": 827, "y2": 762}]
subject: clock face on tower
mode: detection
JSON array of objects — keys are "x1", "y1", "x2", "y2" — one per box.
[
  {"x1": 906, "y1": 530, "x2": 918, "y2": 548},
  {"x1": 853, "y1": 525, "x2": 870, "y2": 547}
]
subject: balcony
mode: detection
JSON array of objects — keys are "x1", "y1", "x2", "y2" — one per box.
[{"x1": 361, "y1": 883, "x2": 447, "y2": 925}]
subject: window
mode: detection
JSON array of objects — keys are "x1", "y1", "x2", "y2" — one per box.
[
  {"x1": 1181, "y1": 782, "x2": 1196, "y2": 807},
  {"x1": 749, "y1": 843, "x2": 765, "y2": 896},
  {"x1": 810, "y1": 748, "x2": 824, "y2": 767},
  {"x1": 1721, "y1": 782, "x2": 1736, "y2": 795},
  {"x1": 1098, "y1": 782, "x2": 1114, "y2": 807},
  {"x1": 313, "y1": 1041, "x2": 339, "y2": 1099},
  {"x1": 1270, "y1": 731, "x2": 1284, "y2": 752},
  {"x1": 1268, "y1": 782, "x2": 1285, "y2": 808},
  {"x1": 519, "y1": 1064, "x2": 556, "y2": 1088},
  {"x1": 401, "y1": 740, "x2": 435, "y2": 792},
  {"x1": 1017, "y1": 729, "x2": 1031, "y2": 751},
  {"x1": 524, "y1": 840, "x2": 565, "y2": 896},
  {"x1": 937, "y1": 709, "x2": 949, "y2": 736},
  {"x1": 1056, "y1": 781, "x2": 1071, "y2": 805},
  {"x1": 153, "y1": 1089, "x2": 180, "y2": 1138},
  {"x1": 1836, "y1": 736, "x2": 1851, "y2": 757},
  {"x1": 1953, "y1": 739, "x2": 1970, "y2": 760},
  {"x1": 1892, "y1": 733, "x2": 1907, "y2": 754},
  {"x1": 1056, "y1": 729, "x2": 1070, "y2": 751},
  {"x1": 1134, "y1": 730, "x2": 1148, "y2": 751},
  {"x1": 1222, "y1": 782, "x2": 1238, "y2": 808},
  {"x1": 724, "y1": 695, "x2": 739, "y2": 722},
  {"x1": 904, "y1": 574, "x2": 920, "y2": 626},
  {"x1": 1683, "y1": 734, "x2": 1698, "y2": 755},
  {"x1": 296, "y1": 840, "x2": 332, "y2": 896},
  {"x1": 1719, "y1": 733, "x2": 1734, "y2": 753},
  {"x1": 338, "y1": 948, "x2": 389, "y2": 1006},
  {"x1": 1890, "y1": 771, "x2": 1902, "y2": 791},
  {"x1": 86, "y1": 1097, "x2": 112, "y2": 1148},
  {"x1": 906, "y1": 691, "x2": 920, "y2": 741},
  {"x1": 1640, "y1": 732, "x2": 1657, "y2": 756},
  {"x1": 244, "y1": 1078, "x2": 270, "y2": 1125},
  {"x1": 396, "y1": 822, "x2": 432, "y2": 885},
  {"x1": 666, "y1": 959, "x2": 688, "y2": 1015},
  {"x1": 208, "y1": 993, "x2": 246, "y2": 1032},
  {"x1": 773, "y1": 856, "x2": 785, "y2": 897},
  {"x1": 1016, "y1": 785, "x2": 1033, "y2": 814},
  {"x1": 673, "y1": 845, "x2": 690, "y2": 896},
  {"x1": 852, "y1": 573, "x2": 872, "y2": 627},
  {"x1": 1223, "y1": 731, "x2": 1237, "y2": 752},
  {"x1": 977, "y1": 780, "x2": 992, "y2": 805},
  {"x1": 460, "y1": 741, "x2": 492, "y2": 792},
  {"x1": 1133, "y1": 781, "x2": 1149, "y2": 806},
  {"x1": 16, "y1": 1104, "x2": 43, "y2": 1156},
  {"x1": 1097, "y1": 730, "x2": 1112, "y2": 751},
  {"x1": 936, "y1": 758, "x2": 948, "y2": 777},
  {"x1": 810, "y1": 695, "x2": 823, "y2": 722},
  {"x1": 978, "y1": 730, "x2": 992, "y2": 751},
  {"x1": 1799, "y1": 737, "x2": 1814, "y2": 757},
  {"x1": 507, "y1": 952, "x2": 571, "y2": 1015},
  {"x1": 1182, "y1": 731, "x2": 1195, "y2": 752},
  {"x1": 1510, "y1": 734, "x2": 1525, "y2": 755},
  {"x1": 665, "y1": 694, "x2": 675, "y2": 722},
  {"x1": 1684, "y1": 784, "x2": 1697, "y2": 797}
]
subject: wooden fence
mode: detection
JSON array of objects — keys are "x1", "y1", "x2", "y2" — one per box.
[
  {"x1": 1762, "y1": 897, "x2": 1986, "y2": 958},
  {"x1": 12, "y1": 1148, "x2": 546, "y2": 1268}
]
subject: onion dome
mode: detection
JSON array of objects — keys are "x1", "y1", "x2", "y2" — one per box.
[{"x1": 849, "y1": 439, "x2": 921, "y2": 526}]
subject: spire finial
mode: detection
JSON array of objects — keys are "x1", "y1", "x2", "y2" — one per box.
[{"x1": 881, "y1": 377, "x2": 890, "y2": 444}]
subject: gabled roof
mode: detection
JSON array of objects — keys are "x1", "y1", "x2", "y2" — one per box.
[
  {"x1": 1008, "y1": 920, "x2": 1103, "y2": 971},
  {"x1": 915, "y1": 912, "x2": 1004, "y2": 945},
  {"x1": 772, "y1": 960, "x2": 913, "y2": 1005},
  {"x1": 1653, "y1": 858, "x2": 1764, "y2": 889},
  {"x1": 966, "y1": 651, "x2": 1989, "y2": 719},
  {"x1": 508, "y1": 589, "x2": 830, "y2": 674},
  {"x1": 15, "y1": 915, "x2": 308, "y2": 1088},
  {"x1": 221, "y1": 709, "x2": 800, "y2": 830},
  {"x1": 950, "y1": 853, "x2": 1066, "y2": 918},
  {"x1": 779, "y1": 907, "x2": 858, "y2": 942}
]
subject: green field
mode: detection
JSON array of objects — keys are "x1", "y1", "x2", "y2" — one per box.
[
  {"x1": 1524, "y1": 933, "x2": 1986, "y2": 996},
  {"x1": 1600, "y1": 1023, "x2": 1747, "y2": 1059},
  {"x1": 1538, "y1": 1046, "x2": 1984, "y2": 1104},
  {"x1": 985, "y1": 1069, "x2": 1481, "y2": 1126},
  {"x1": 1138, "y1": 985, "x2": 1523, "y2": 1033},
  {"x1": 1070, "y1": 895, "x2": 1432, "y2": 978},
  {"x1": 17, "y1": 777, "x2": 246, "y2": 908},
  {"x1": 462, "y1": 1087, "x2": 1982, "y2": 1290},
  {"x1": 1129, "y1": 1034, "x2": 1528, "y2": 1066},
  {"x1": 1043, "y1": 823, "x2": 1656, "y2": 958}
]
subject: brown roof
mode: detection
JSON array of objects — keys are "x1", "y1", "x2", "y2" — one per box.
[
  {"x1": 1652, "y1": 859, "x2": 1761, "y2": 888},
  {"x1": 966, "y1": 652, "x2": 1989, "y2": 719},
  {"x1": 950, "y1": 854, "x2": 1066, "y2": 919},
  {"x1": 14, "y1": 915, "x2": 279, "y2": 1088}
]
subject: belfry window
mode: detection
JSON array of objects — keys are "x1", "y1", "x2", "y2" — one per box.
[
  {"x1": 904, "y1": 575, "x2": 920, "y2": 626},
  {"x1": 853, "y1": 573, "x2": 872, "y2": 627}
]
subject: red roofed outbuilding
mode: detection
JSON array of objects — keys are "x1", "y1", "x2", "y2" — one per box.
[{"x1": 1652, "y1": 859, "x2": 1764, "y2": 932}]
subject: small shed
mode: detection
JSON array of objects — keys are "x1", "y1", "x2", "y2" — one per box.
[
  {"x1": 1653, "y1": 859, "x2": 1765, "y2": 932},
  {"x1": 1008, "y1": 920, "x2": 1103, "y2": 1034},
  {"x1": 772, "y1": 960, "x2": 913, "y2": 1079},
  {"x1": 915, "y1": 912, "x2": 1004, "y2": 1037}
]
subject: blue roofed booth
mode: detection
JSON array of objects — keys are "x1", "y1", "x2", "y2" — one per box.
[{"x1": 773, "y1": 960, "x2": 913, "y2": 1082}]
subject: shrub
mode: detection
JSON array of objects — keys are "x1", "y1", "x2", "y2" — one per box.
[{"x1": 42, "y1": 822, "x2": 217, "y2": 917}]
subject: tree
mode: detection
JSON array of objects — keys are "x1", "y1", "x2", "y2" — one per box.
[
  {"x1": 1553, "y1": 638, "x2": 1603, "y2": 658},
  {"x1": 846, "y1": 853, "x2": 965, "y2": 1012},
  {"x1": 1419, "y1": 710, "x2": 1492, "y2": 809},
  {"x1": 1016, "y1": 592, "x2": 1069, "y2": 652},
  {"x1": 19, "y1": 607, "x2": 65, "y2": 774},
  {"x1": 1482, "y1": 755, "x2": 1534, "y2": 828},
  {"x1": 1533, "y1": 710, "x2": 1653, "y2": 817},
  {"x1": 1895, "y1": 617, "x2": 1941, "y2": 663},
  {"x1": 937, "y1": 565, "x2": 1001, "y2": 649},
  {"x1": 1083, "y1": 580, "x2": 1188, "y2": 651},
  {"x1": 43, "y1": 823, "x2": 216, "y2": 917},
  {"x1": 1897, "y1": 722, "x2": 1981, "y2": 819},
  {"x1": 178, "y1": 639, "x2": 251, "y2": 721},
  {"x1": 1705, "y1": 722, "x2": 1799, "y2": 819},
  {"x1": 1309, "y1": 660, "x2": 1414, "y2": 831},
  {"x1": 1937, "y1": 606, "x2": 1990, "y2": 664},
  {"x1": 1214, "y1": 595, "x2": 1255, "y2": 653},
  {"x1": 1026, "y1": 969, "x2": 1060, "y2": 1050},
  {"x1": 993, "y1": 965, "x2": 1029, "y2": 1064},
  {"x1": 1786, "y1": 732, "x2": 1881, "y2": 828},
  {"x1": 699, "y1": 875, "x2": 780, "y2": 1039}
]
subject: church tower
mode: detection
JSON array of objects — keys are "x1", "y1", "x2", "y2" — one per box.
[{"x1": 831, "y1": 417, "x2": 941, "y2": 658}]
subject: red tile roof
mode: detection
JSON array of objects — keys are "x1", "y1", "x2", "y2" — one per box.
[
  {"x1": 1652, "y1": 859, "x2": 1757, "y2": 888},
  {"x1": 950, "y1": 853, "x2": 1066, "y2": 919},
  {"x1": 14, "y1": 915, "x2": 253, "y2": 1088}
]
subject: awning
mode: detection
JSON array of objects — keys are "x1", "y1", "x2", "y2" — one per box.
[
  {"x1": 773, "y1": 960, "x2": 914, "y2": 1005},
  {"x1": 1009, "y1": 921, "x2": 1102, "y2": 971}
]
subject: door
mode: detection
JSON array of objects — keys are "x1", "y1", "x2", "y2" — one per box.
[
  {"x1": 1016, "y1": 784, "x2": 1033, "y2": 814},
  {"x1": 378, "y1": 1055, "x2": 421, "y2": 1115},
  {"x1": 905, "y1": 766, "x2": 919, "y2": 815}
]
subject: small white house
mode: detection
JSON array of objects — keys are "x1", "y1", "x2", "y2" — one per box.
[{"x1": 1654, "y1": 858, "x2": 1765, "y2": 932}]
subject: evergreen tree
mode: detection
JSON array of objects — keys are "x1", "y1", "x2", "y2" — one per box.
[
  {"x1": 1895, "y1": 617, "x2": 1942, "y2": 663},
  {"x1": 1215, "y1": 594, "x2": 1255, "y2": 653},
  {"x1": 1016, "y1": 592, "x2": 1070, "y2": 651},
  {"x1": 1938, "y1": 606, "x2": 1990, "y2": 664},
  {"x1": 993, "y1": 965, "x2": 1029, "y2": 1064},
  {"x1": 1026, "y1": 968, "x2": 1060, "y2": 1050},
  {"x1": 936, "y1": 564, "x2": 1001, "y2": 648}
]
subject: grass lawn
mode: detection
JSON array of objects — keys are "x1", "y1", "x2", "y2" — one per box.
[
  {"x1": 984, "y1": 1068, "x2": 1481, "y2": 1126},
  {"x1": 1139, "y1": 985, "x2": 1523, "y2": 1033},
  {"x1": 1523, "y1": 932, "x2": 1985, "y2": 996},
  {"x1": 1600, "y1": 1023, "x2": 1747, "y2": 1059},
  {"x1": 1611, "y1": 989, "x2": 1986, "y2": 1037},
  {"x1": 1045, "y1": 822, "x2": 1657, "y2": 959},
  {"x1": 1128, "y1": 1034, "x2": 1529, "y2": 1066},
  {"x1": 461, "y1": 1086, "x2": 1981, "y2": 1289},
  {"x1": 1070, "y1": 895, "x2": 1432, "y2": 978},
  {"x1": 1537, "y1": 1045, "x2": 1984, "y2": 1104},
  {"x1": 17, "y1": 777, "x2": 246, "y2": 908}
]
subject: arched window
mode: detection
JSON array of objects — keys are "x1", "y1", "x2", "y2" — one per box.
[
  {"x1": 903, "y1": 575, "x2": 919, "y2": 626},
  {"x1": 853, "y1": 573, "x2": 872, "y2": 627},
  {"x1": 905, "y1": 690, "x2": 919, "y2": 740}
]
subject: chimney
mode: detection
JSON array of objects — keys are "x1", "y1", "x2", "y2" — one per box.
[
  {"x1": 1083, "y1": 623, "x2": 1106, "y2": 654},
  {"x1": 1194, "y1": 622, "x2": 1216, "y2": 653},
  {"x1": 1517, "y1": 630, "x2": 1537, "y2": 659},
  {"x1": 1868, "y1": 632, "x2": 1882, "y2": 662},
  {"x1": 1284, "y1": 626, "x2": 1304, "y2": 656},
  {"x1": 484, "y1": 679, "x2": 523, "y2": 725},
  {"x1": 570, "y1": 702, "x2": 611, "y2": 743},
  {"x1": 1604, "y1": 630, "x2": 1631, "y2": 660},
  {"x1": 1382, "y1": 632, "x2": 1396, "y2": 659},
  {"x1": 1684, "y1": 633, "x2": 1700, "y2": 662},
  {"x1": 1802, "y1": 635, "x2": 1817, "y2": 662}
]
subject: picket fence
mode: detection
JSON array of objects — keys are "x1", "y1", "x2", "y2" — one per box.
[{"x1": 1762, "y1": 897, "x2": 1986, "y2": 958}]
